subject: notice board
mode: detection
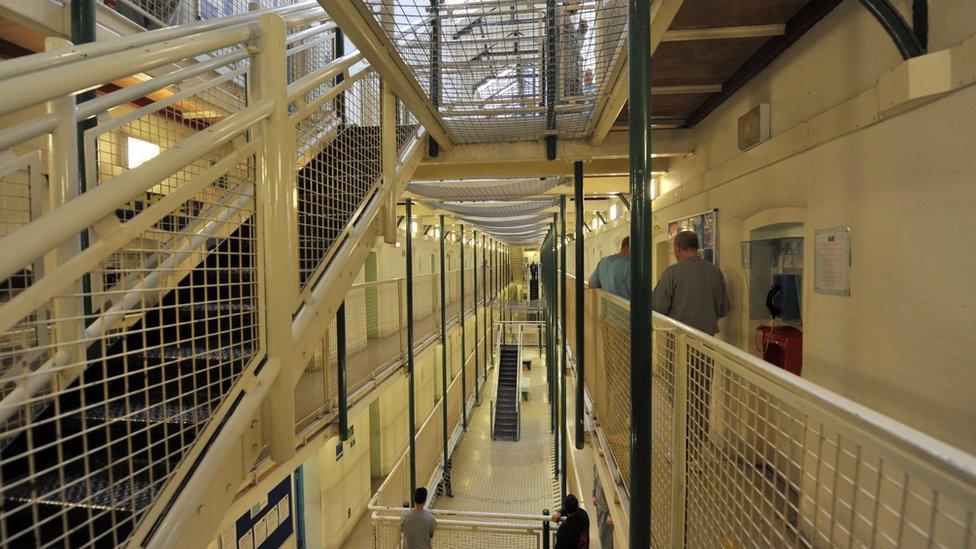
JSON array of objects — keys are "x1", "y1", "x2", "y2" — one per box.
[
  {"x1": 814, "y1": 227, "x2": 851, "y2": 296},
  {"x1": 668, "y1": 209, "x2": 719, "y2": 265}
]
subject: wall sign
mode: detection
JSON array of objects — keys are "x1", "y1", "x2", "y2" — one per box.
[
  {"x1": 223, "y1": 476, "x2": 294, "y2": 549},
  {"x1": 668, "y1": 209, "x2": 719, "y2": 265},
  {"x1": 814, "y1": 227, "x2": 851, "y2": 296}
]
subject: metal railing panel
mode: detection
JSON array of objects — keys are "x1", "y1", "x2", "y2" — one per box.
[{"x1": 576, "y1": 289, "x2": 976, "y2": 548}]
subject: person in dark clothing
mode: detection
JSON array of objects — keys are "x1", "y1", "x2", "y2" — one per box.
[
  {"x1": 529, "y1": 261, "x2": 539, "y2": 280},
  {"x1": 552, "y1": 494, "x2": 590, "y2": 548}
]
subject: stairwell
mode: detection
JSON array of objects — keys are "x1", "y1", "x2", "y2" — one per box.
[
  {"x1": 0, "y1": 223, "x2": 258, "y2": 547},
  {"x1": 492, "y1": 345, "x2": 520, "y2": 441}
]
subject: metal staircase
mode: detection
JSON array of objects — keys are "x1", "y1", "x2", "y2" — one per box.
[
  {"x1": 492, "y1": 344, "x2": 520, "y2": 441},
  {"x1": 0, "y1": 4, "x2": 425, "y2": 547}
]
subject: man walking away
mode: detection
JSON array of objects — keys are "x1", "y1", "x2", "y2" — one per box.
[
  {"x1": 652, "y1": 230, "x2": 729, "y2": 335},
  {"x1": 587, "y1": 236, "x2": 630, "y2": 300},
  {"x1": 401, "y1": 487, "x2": 436, "y2": 549},
  {"x1": 652, "y1": 230, "x2": 730, "y2": 462},
  {"x1": 552, "y1": 494, "x2": 590, "y2": 548}
]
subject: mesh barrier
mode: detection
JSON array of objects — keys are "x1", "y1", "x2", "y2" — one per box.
[
  {"x1": 575, "y1": 290, "x2": 976, "y2": 548},
  {"x1": 296, "y1": 69, "x2": 383, "y2": 286},
  {"x1": 108, "y1": 0, "x2": 308, "y2": 29},
  {"x1": 0, "y1": 27, "x2": 266, "y2": 546},
  {"x1": 371, "y1": 515, "x2": 548, "y2": 549},
  {"x1": 361, "y1": 0, "x2": 628, "y2": 143}
]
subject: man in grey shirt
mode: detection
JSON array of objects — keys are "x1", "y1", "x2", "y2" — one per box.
[
  {"x1": 401, "y1": 487, "x2": 436, "y2": 549},
  {"x1": 653, "y1": 230, "x2": 729, "y2": 461},
  {"x1": 652, "y1": 231, "x2": 729, "y2": 335},
  {"x1": 588, "y1": 236, "x2": 630, "y2": 299}
]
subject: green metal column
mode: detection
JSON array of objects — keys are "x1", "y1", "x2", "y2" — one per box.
[
  {"x1": 459, "y1": 224, "x2": 467, "y2": 429},
  {"x1": 406, "y1": 199, "x2": 417, "y2": 495},
  {"x1": 72, "y1": 0, "x2": 96, "y2": 320},
  {"x1": 482, "y1": 233, "x2": 489, "y2": 381},
  {"x1": 337, "y1": 302, "x2": 348, "y2": 441},
  {"x1": 559, "y1": 197, "x2": 568, "y2": 500},
  {"x1": 439, "y1": 215, "x2": 450, "y2": 490},
  {"x1": 574, "y1": 161, "x2": 585, "y2": 450},
  {"x1": 429, "y1": 0, "x2": 441, "y2": 155},
  {"x1": 334, "y1": 29, "x2": 346, "y2": 124},
  {"x1": 473, "y1": 230, "x2": 480, "y2": 401},
  {"x1": 629, "y1": 0, "x2": 654, "y2": 544}
]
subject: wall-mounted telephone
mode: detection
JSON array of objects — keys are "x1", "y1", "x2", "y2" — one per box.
[
  {"x1": 766, "y1": 274, "x2": 801, "y2": 322},
  {"x1": 765, "y1": 284, "x2": 783, "y2": 319}
]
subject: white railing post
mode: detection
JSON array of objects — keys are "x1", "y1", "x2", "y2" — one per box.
[
  {"x1": 380, "y1": 81, "x2": 397, "y2": 244},
  {"x1": 253, "y1": 12, "x2": 300, "y2": 462},
  {"x1": 671, "y1": 331, "x2": 688, "y2": 547},
  {"x1": 44, "y1": 36, "x2": 85, "y2": 386}
]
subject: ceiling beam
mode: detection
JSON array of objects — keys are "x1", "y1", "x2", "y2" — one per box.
[
  {"x1": 317, "y1": 0, "x2": 456, "y2": 150},
  {"x1": 588, "y1": 0, "x2": 686, "y2": 146},
  {"x1": 413, "y1": 129, "x2": 688, "y2": 179},
  {"x1": 661, "y1": 24, "x2": 786, "y2": 42},
  {"x1": 652, "y1": 84, "x2": 722, "y2": 95},
  {"x1": 686, "y1": 0, "x2": 843, "y2": 126}
]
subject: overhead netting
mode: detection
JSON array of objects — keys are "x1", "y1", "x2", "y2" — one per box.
[
  {"x1": 408, "y1": 178, "x2": 563, "y2": 200},
  {"x1": 432, "y1": 199, "x2": 558, "y2": 217},
  {"x1": 363, "y1": 0, "x2": 628, "y2": 143}
]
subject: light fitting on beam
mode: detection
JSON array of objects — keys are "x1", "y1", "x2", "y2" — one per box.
[{"x1": 661, "y1": 24, "x2": 786, "y2": 42}]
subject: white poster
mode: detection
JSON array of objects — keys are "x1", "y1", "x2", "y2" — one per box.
[{"x1": 815, "y1": 227, "x2": 851, "y2": 296}]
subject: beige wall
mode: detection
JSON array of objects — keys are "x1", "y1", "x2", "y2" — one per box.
[{"x1": 580, "y1": 1, "x2": 976, "y2": 453}]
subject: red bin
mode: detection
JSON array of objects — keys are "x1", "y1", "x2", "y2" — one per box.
[{"x1": 758, "y1": 325, "x2": 802, "y2": 376}]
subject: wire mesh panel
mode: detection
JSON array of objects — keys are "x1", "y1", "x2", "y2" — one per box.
[
  {"x1": 0, "y1": 30, "x2": 267, "y2": 546},
  {"x1": 296, "y1": 69, "x2": 383, "y2": 287},
  {"x1": 595, "y1": 295, "x2": 631, "y2": 488},
  {"x1": 580, "y1": 290, "x2": 976, "y2": 548},
  {"x1": 362, "y1": 0, "x2": 627, "y2": 143},
  {"x1": 372, "y1": 514, "x2": 546, "y2": 548},
  {"x1": 107, "y1": 0, "x2": 309, "y2": 29}
]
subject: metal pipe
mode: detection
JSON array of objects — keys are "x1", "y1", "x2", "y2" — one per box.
[
  {"x1": 858, "y1": 0, "x2": 926, "y2": 59},
  {"x1": 459, "y1": 224, "x2": 467, "y2": 429},
  {"x1": 337, "y1": 301, "x2": 349, "y2": 441},
  {"x1": 406, "y1": 198, "x2": 417, "y2": 494},
  {"x1": 574, "y1": 161, "x2": 585, "y2": 450},
  {"x1": 629, "y1": 0, "x2": 654, "y2": 544},
  {"x1": 439, "y1": 215, "x2": 450, "y2": 489},
  {"x1": 0, "y1": 2, "x2": 319, "y2": 81},
  {"x1": 0, "y1": 99, "x2": 272, "y2": 285},
  {"x1": 0, "y1": 26, "x2": 256, "y2": 117}
]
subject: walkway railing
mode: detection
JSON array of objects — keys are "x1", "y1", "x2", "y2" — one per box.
[
  {"x1": 0, "y1": 4, "x2": 426, "y2": 546},
  {"x1": 571, "y1": 285, "x2": 976, "y2": 547}
]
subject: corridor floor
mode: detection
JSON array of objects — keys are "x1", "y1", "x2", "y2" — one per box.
[{"x1": 433, "y1": 347, "x2": 561, "y2": 515}]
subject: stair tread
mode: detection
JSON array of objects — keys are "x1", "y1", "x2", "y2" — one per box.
[{"x1": 4, "y1": 458, "x2": 165, "y2": 513}]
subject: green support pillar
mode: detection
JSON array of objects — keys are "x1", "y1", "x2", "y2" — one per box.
[
  {"x1": 459, "y1": 224, "x2": 467, "y2": 429},
  {"x1": 337, "y1": 302, "x2": 348, "y2": 441},
  {"x1": 473, "y1": 230, "x2": 480, "y2": 401},
  {"x1": 439, "y1": 215, "x2": 450, "y2": 492},
  {"x1": 574, "y1": 161, "x2": 585, "y2": 450},
  {"x1": 482, "y1": 234, "x2": 488, "y2": 381},
  {"x1": 629, "y1": 0, "x2": 654, "y2": 544},
  {"x1": 559, "y1": 196, "x2": 568, "y2": 500},
  {"x1": 406, "y1": 199, "x2": 417, "y2": 495}
]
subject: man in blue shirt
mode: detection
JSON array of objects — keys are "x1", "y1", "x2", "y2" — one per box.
[{"x1": 587, "y1": 236, "x2": 630, "y2": 299}]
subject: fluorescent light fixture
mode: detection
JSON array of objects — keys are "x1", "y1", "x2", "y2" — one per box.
[
  {"x1": 609, "y1": 204, "x2": 618, "y2": 220},
  {"x1": 411, "y1": 221, "x2": 418, "y2": 234},
  {"x1": 127, "y1": 136, "x2": 160, "y2": 169}
]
